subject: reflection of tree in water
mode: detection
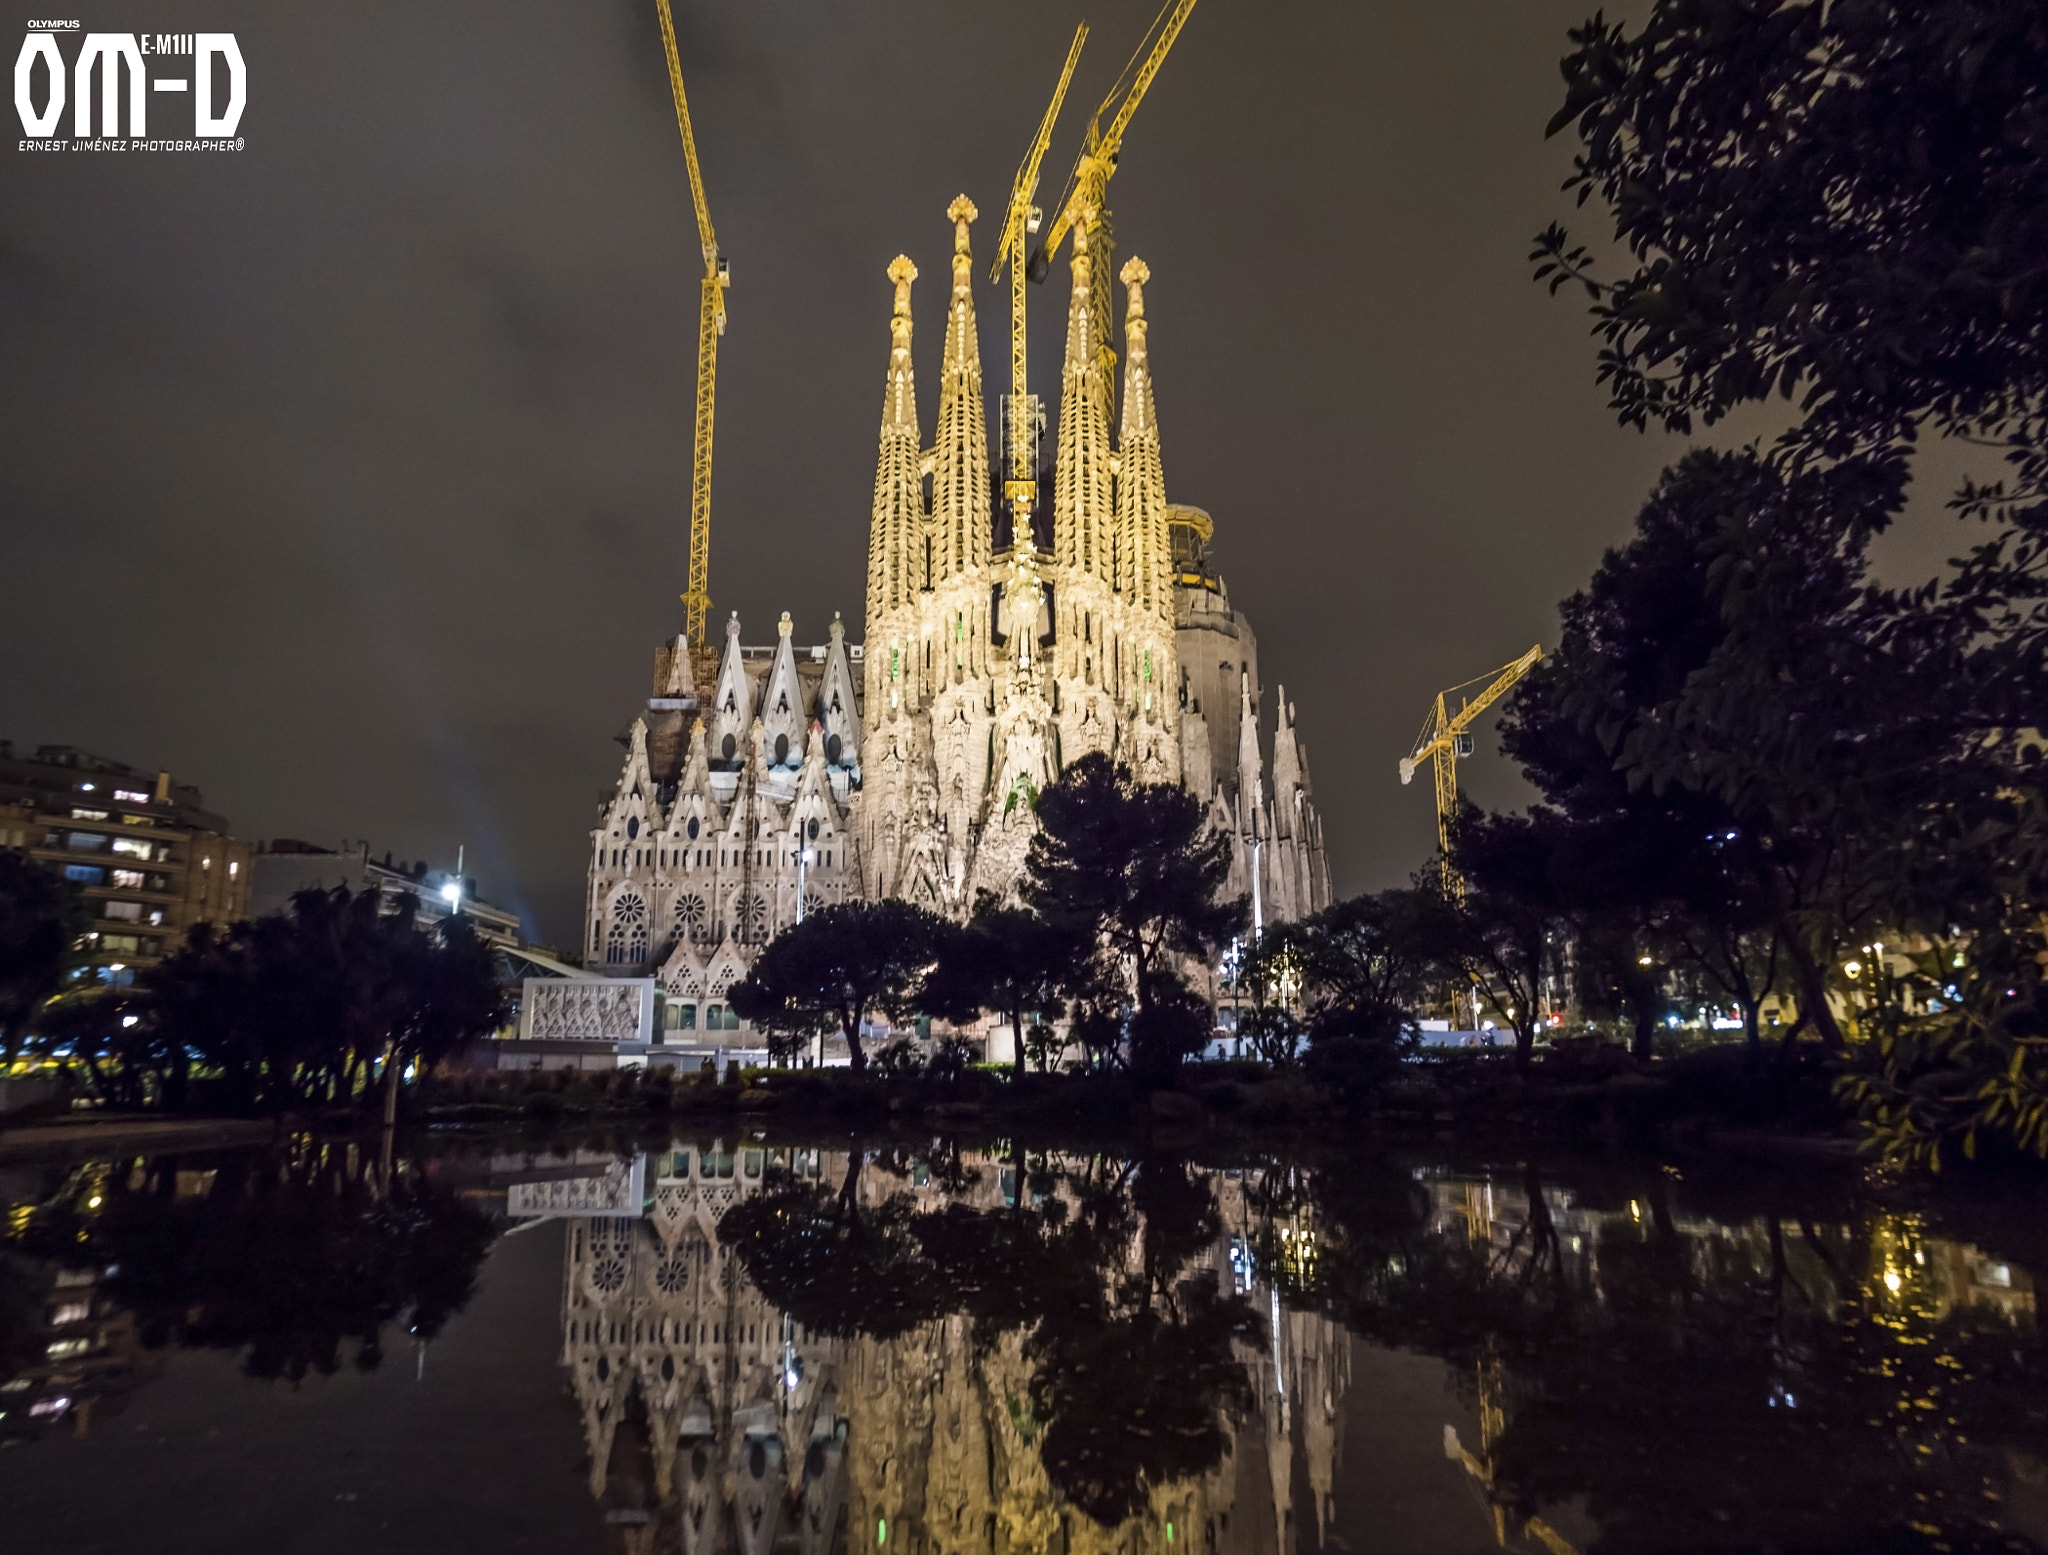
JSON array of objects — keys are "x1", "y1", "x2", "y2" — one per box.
[
  {"x1": 5, "y1": 1144, "x2": 496, "y2": 1390},
  {"x1": 1273, "y1": 1157, "x2": 2048, "y2": 1554},
  {"x1": 720, "y1": 1148, "x2": 1260, "y2": 1526}
]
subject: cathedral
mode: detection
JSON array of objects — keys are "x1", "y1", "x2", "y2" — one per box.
[{"x1": 583, "y1": 196, "x2": 1331, "y2": 1028}]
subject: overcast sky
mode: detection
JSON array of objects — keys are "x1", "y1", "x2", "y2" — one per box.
[{"x1": 1, "y1": 1, "x2": 1970, "y2": 943}]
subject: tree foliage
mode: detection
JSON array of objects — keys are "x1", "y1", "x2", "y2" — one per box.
[
  {"x1": 918, "y1": 893, "x2": 1086, "y2": 1080},
  {"x1": 36, "y1": 887, "x2": 507, "y2": 1113},
  {"x1": 0, "y1": 849, "x2": 87, "y2": 1061},
  {"x1": 1024, "y1": 754, "x2": 1246, "y2": 1080},
  {"x1": 1535, "y1": 0, "x2": 2048, "y2": 490},
  {"x1": 727, "y1": 899, "x2": 951, "y2": 1074}
]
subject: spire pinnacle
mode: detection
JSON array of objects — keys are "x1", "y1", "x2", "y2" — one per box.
[
  {"x1": 868, "y1": 255, "x2": 924, "y2": 631},
  {"x1": 932, "y1": 199, "x2": 990, "y2": 581},
  {"x1": 947, "y1": 195, "x2": 977, "y2": 253},
  {"x1": 888, "y1": 254, "x2": 918, "y2": 312},
  {"x1": 1114, "y1": 255, "x2": 1170, "y2": 617},
  {"x1": 1054, "y1": 218, "x2": 1115, "y2": 586}
]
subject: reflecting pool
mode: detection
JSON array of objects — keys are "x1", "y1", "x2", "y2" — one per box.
[{"x1": 1, "y1": 1136, "x2": 2043, "y2": 1553}]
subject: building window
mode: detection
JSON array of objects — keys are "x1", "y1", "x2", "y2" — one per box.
[
  {"x1": 66, "y1": 832, "x2": 108, "y2": 852},
  {"x1": 70, "y1": 808, "x2": 109, "y2": 821},
  {"x1": 111, "y1": 869, "x2": 144, "y2": 889},
  {"x1": 121, "y1": 814, "x2": 149, "y2": 826},
  {"x1": 64, "y1": 865, "x2": 105, "y2": 884},
  {"x1": 228, "y1": 860, "x2": 240, "y2": 878},
  {"x1": 111, "y1": 838, "x2": 152, "y2": 860},
  {"x1": 103, "y1": 901, "x2": 142, "y2": 922},
  {"x1": 606, "y1": 893, "x2": 649, "y2": 965},
  {"x1": 112, "y1": 788, "x2": 149, "y2": 804}
]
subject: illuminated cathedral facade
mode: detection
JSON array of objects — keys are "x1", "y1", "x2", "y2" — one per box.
[{"x1": 583, "y1": 197, "x2": 1331, "y2": 1018}]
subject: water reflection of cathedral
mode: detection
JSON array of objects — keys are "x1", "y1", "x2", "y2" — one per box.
[{"x1": 544, "y1": 1147, "x2": 1348, "y2": 1554}]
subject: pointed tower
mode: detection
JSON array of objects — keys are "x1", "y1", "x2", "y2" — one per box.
[
  {"x1": 1115, "y1": 257, "x2": 1172, "y2": 624},
  {"x1": 1052, "y1": 219, "x2": 1116, "y2": 593},
  {"x1": 931, "y1": 196, "x2": 989, "y2": 585},
  {"x1": 865, "y1": 255, "x2": 922, "y2": 701},
  {"x1": 708, "y1": 612, "x2": 753, "y2": 767}
]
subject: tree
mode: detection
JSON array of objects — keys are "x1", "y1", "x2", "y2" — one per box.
[
  {"x1": 1496, "y1": 450, "x2": 1939, "y2": 1054},
  {"x1": 1530, "y1": 3, "x2": 2048, "y2": 1110},
  {"x1": 55, "y1": 887, "x2": 511, "y2": 1114},
  {"x1": 1249, "y1": 890, "x2": 1436, "y2": 1085},
  {"x1": 726, "y1": 899, "x2": 950, "y2": 1075},
  {"x1": 918, "y1": 893, "x2": 1084, "y2": 1081},
  {"x1": 0, "y1": 850, "x2": 86, "y2": 1062},
  {"x1": 1535, "y1": 0, "x2": 2047, "y2": 488},
  {"x1": 1448, "y1": 812, "x2": 1571, "y2": 1068},
  {"x1": 1024, "y1": 755, "x2": 1247, "y2": 1082}
]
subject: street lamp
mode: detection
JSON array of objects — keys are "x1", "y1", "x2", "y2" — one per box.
[{"x1": 440, "y1": 844, "x2": 465, "y2": 915}]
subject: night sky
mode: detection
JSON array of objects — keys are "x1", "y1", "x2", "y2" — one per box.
[{"x1": 0, "y1": 1, "x2": 1967, "y2": 944}]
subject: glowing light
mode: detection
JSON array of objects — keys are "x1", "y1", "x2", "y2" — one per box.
[
  {"x1": 440, "y1": 880, "x2": 462, "y2": 906},
  {"x1": 878, "y1": 1519, "x2": 887, "y2": 1545},
  {"x1": 1638, "y1": 954, "x2": 1653, "y2": 966},
  {"x1": 87, "y1": 1196, "x2": 102, "y2": 1208},
  {"x1": 1844, "y1": 961, "x2": 1862, "y2": 978},
  {"x1": 1883, "y1": 1267, "x2": 1902, "y2": 1294}
]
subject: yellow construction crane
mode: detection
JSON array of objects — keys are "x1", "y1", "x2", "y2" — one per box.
[
  {"x1": 655, "y1": 0, "x2": 729, "y2": 683},
  {"x1": 1033, "y1": 0, "x2": 1201, "y2": 277},
  {"x1": 1400, "y1": 645, "x2": 1544, "y2": 895},
  {"x1": 990, "y1": 23, "x2": 1089, "y2": 524}
]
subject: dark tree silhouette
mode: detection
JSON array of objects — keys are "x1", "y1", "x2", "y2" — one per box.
[
  {"x1": 919, "y1": 893, "x2": 1086, "y2": 1081},
  {"x1": 0, "y1": 849, "x2": 87, "y2": 1062},
  {"x1": 1024, "y1": 755, "x2": 1246, "y2": 1081},
  {"x1": 727, "y1": 899, "x2": 951, "y2": 1075}
]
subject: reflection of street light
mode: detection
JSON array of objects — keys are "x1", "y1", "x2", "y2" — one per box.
[{"x1": 796, "y1": 845, "x2": 818, "y2": 1068}]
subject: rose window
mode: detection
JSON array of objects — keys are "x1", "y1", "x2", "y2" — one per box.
[
  {"x1": 654, "y1": 1253, "x2": 690, "y2": 1295},
  {"x1": 736, "y1": 892, "x2": 767, "y2": 941}
]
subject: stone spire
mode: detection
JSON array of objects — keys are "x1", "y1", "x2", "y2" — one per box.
[
  {"x1": 1114, "y1": 257, "x2": 1171, "y2": 622},
  {"x1": 1237, "y1": 671, "x2": 1263, "y2": 809},
  {"x1": 1053, "y1": 218, "x2": 1116, "y2": 587},
  {"x1": 1272, "y1": 688, "x2": 1302, "y2": 840},
  {"x1": 931, "y1": 196, "x2": 989, "y2": 583},
  {"x1": 866, "y1": 255, "x2": 922, "y2": 636}
]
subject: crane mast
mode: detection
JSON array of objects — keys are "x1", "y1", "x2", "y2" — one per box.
[
  {"x1": 1399, "y1": 645, "x2": 1544, "y2": 898},
  {"x1": 655, "y1": 0, "x2": 728, "y2": 683},
  {"x1": 991, "y1": 24, "x2": 1088, "y2": 527}
]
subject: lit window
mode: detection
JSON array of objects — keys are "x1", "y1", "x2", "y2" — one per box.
[
  {"x1": 70, "y1": 808, "x2": 109, "y2": 821},
  {"x1": 112, "y1": 789, "x2": 149, "y2": 804},
  {"x1": 64, "y1": 865, "x2": 105, "y2": 885},
  {"x1": 102, "y1": 901, "x2": 142, "y2": 922},
  {"x1": 202, "y1": 856, "x2": 212, "y2": 870},
  {"x1": 110, "y1": 838, "x2": 151, "y2": 859},
  {"x1": 121, "y1": 814, "x2": 149, "y2": 826},
  {"x1": 66, "y1": 832, "x2": 108, "y2": 851},
  {"x1": 111, "y1": 869, "x2": 144, "y2": 889},
  {"x1": 228, "y1": 860, "x2": 239, "y2": 878}
]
